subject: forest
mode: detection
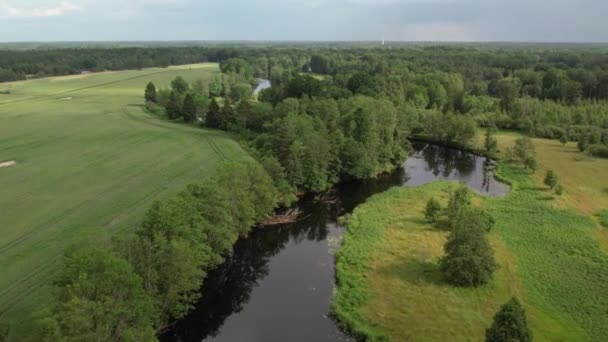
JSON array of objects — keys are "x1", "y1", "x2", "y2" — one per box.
[{"x1": 138, "y1": 44, "x2": 608, "y2": 195}]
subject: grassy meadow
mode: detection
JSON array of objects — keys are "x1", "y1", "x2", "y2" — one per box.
[
  {"x1": 334, "y1": 133, "x2": 608, "y2": 341},
  {"x1": 0, "y1": 64, "x2": 250, "y2": 339}
]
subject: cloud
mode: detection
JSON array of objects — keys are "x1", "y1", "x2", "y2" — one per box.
[{"x1": 1, "y1": 1, "x2": 81, "y2": 18}]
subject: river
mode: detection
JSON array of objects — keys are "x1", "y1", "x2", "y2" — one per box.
[
  {"x1": 160, "y1": 142, "x2": 508, "y2": 342},
  {"x1": 253, "y1": 79, "x2": 271, "y2": 95}
]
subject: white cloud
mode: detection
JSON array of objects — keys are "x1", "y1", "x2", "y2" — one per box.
[{"x1": 1, "y1": 1, "x2": 81, "y2": 18}]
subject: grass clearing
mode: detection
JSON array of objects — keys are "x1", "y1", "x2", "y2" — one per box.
[
  {"x1": 334, "y1": 158, "x2": 608, "y2": 341},
  {"x1": 0, "y1": 63, "x2": 250, "y2": 340},
  {"x1": 479, "y1": 131, "x2": 608, "y2": 215}
]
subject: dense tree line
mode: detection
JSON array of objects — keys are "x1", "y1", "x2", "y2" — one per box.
[
  {"x1": 37, "y1": 162, "x2": 279, "y2": 341},
  {"x1": 5, "y1": 44, "x2": 608, "y2": 154}
]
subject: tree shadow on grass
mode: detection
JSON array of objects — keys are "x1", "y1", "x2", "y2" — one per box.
[
  {"x1": 537, "y1": 195, "x2": 555, "y2": 201},
  {"x1": 375, "y1": 256, "x2": 445, "y2": 287}
]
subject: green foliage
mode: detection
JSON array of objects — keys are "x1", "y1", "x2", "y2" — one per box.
[
  {"x1": 586, "y1": 144, "x2": 608, "y2": 158},
  {"x1": 524, "y1": 157, "x2": 537, "y2": 173},
  {"x1": 513, "y1": 137, "x2": 536, "y2": 165},
  {"x1": 423, "y1": 111, "x2": 477, "y2": 147},
  {"x1": 165, "y1": 90, "x2": 182, "y2": 120},
  {"x1": 220, "y1": 97, "x2": 235, "y2": 130},
  {"x1": 497, "y1": 78, "x2": 520, "y2": 113},
  {"x1": 171, "y1": 76, "x2": 189, "y2": 94},
  {"x1": 425, "y1": 197, "x2": 442, "y2": 223},
  {"x1": 446, "y1": 185, "x2": 472, "y2": 225},
  {"x1": 229, "y1": 83, "x2": 253, "y2": 102},
  {"x1": 220, "y1": 58, "x2": 253, "y2": 79},
  {"x1": 145, "y1": 81, "x2": 157, "y2": 103},
  {"x1": 484, "y1": 125, "x2": 499, "y2": 155},
  {"x1": 544, "y1": 170, "x2": 559, "y2": 189},
  {"x1": 560, "y1": 135, "x2": 568, "y2": 146},
  {"x1": 599, "y1": 210, "x2": 608, "y2": 228},
  {"x1": 181, "y1": 93, "x2": 196, "y2": 123},
  {"x1": 205, "y1": 97, "x2": 222, "y2": 128},
  {"x1": 127, "y1": 161, "x2": 277, "y2": 326},
  {"x1": 486, "y1": 297, "x2": 532, "y2": 342},
  {"x1": 37, "y1": 247, "x2": 156, "y2": 341},
  {"x1": 578, "y1": 134, "x2": 588, "y2": 152},
  {"x1": 439, "y1": 215, "x2": 497, "y2": 287}
]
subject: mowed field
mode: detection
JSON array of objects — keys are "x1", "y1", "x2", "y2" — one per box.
[
  {"x1": 334, "y1": 132, "x2": 608, "y2": 341},
  {"x1": 0, "y1": 64, "x2": 250, "y2": 337}
]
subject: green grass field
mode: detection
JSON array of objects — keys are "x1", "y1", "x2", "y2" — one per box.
[
  {"x1": 0, "y1": 64, "x2": 250, "y2": 339},
  {"x1": 334, "y1": 136, "x2": 608, "y2": 341}
]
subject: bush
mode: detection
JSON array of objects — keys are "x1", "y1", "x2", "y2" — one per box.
[
  {"x1": 599, "y1": 210, "x2": 608, "y2": 228},
  {"x1": 586, "y1": 144, "x2": 608, "y2": 158},
  {"x1": 544, "y1": 170, "x2": 558, "y2": 189},
  {"x1": 424, "y1": 197, "x2": 442, "y2": 223},
  {"x1": 446, "y1": 185, "x2": 472, "y2": 226},
  {"x1": 486, "y1": 297, "x2": 531, "y2": 342},
  {"x1": 145, "y1": 102, "x2": 167, "y2": 119}
]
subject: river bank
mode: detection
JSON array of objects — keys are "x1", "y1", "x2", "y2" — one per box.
[
  {"x1": 332, "y1": 158, "x2": 608, "y2": 341},
  {"x1": 160, "y1": 143, "x2": 506, "y2": 341}
]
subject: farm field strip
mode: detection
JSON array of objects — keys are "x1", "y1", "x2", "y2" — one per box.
[{"x1": 0, "y1": 63, "x2": 250, "y2": 337}]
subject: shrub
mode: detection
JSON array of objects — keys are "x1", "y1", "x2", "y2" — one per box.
[
  {"x1": 145, "y1": 102, "x2": 167, "y2": 119},
  {"x1": 544, "y1": 170, "x2": 558, "y2": 189},
  {"x1": 425, "y1": 197, "x2": 442, "y2": 223},
  {"x1": 486, "y1": 297, "x2": 531, "y2": 342},
  {"x1": 524, "y1": 157, "x2": 537, "y2": 173},
  {"x1": 446, "y1": 185, "x2": 472, "y2": 225},
  {"x1": 554, "y1": 184, "x2": 564, "y2": 196},
  {"x1": 599, "y1": 210, "x2": 608, "y2": 228},
  {"x1": 586, "y1": 144, "x2": 608, "y2": 158}
]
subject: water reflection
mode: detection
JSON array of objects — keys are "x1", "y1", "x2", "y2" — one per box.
[
  {"x1": 160, "y1": 143, "x2": 507, "y2": 342},
  {"x1": 403, "y1": 142, "x2": 508, "y2": 197}
]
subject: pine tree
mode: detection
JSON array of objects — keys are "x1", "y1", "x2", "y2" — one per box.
[
  {"x1": 221, "y1": 97, "x2": 235, "y2": 130},
  {"x1": 486, "y1": 297, "x2": 531, "y2": 342},
  {"x1": 182, "y1": 93, "x2": 196, "y2": 123},
  {"x1": 446, "y1": 186, "x2": 472, "y2": 225},
  {"x1": 544, "y1": 170, "x2": 558, "y2": 189},
  {"x1": 205, "y1": 98, "x2": 222, "y2": 129},
  {"x1": 165, "y1": 91, "x2": 181, "y2": 120},
  {"x1": 144, "y1": 82, "x2": 157, "y2": 103}
]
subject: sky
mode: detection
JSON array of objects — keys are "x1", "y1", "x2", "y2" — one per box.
[{"x1": 0, "y1": 0, "x2": 606, "y2": 42}]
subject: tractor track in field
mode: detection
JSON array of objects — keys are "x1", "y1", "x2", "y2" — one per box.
[
  {"x1": 203, "y1": 135, "x2": 230, "y2": 161},
  {"x1": 123, "y1": 106, "x2": 231, "y2": 162},
  {"x1": 0, "y1": 201, "x2": 91, "y2": 257},
  {"x1": 0, "y1": 256, "x2": 59, "y2": 316}
]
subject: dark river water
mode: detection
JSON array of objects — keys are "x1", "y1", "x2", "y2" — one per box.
[{"x1": 160, "y1": 143, "x2": 508, "y2": 342}]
